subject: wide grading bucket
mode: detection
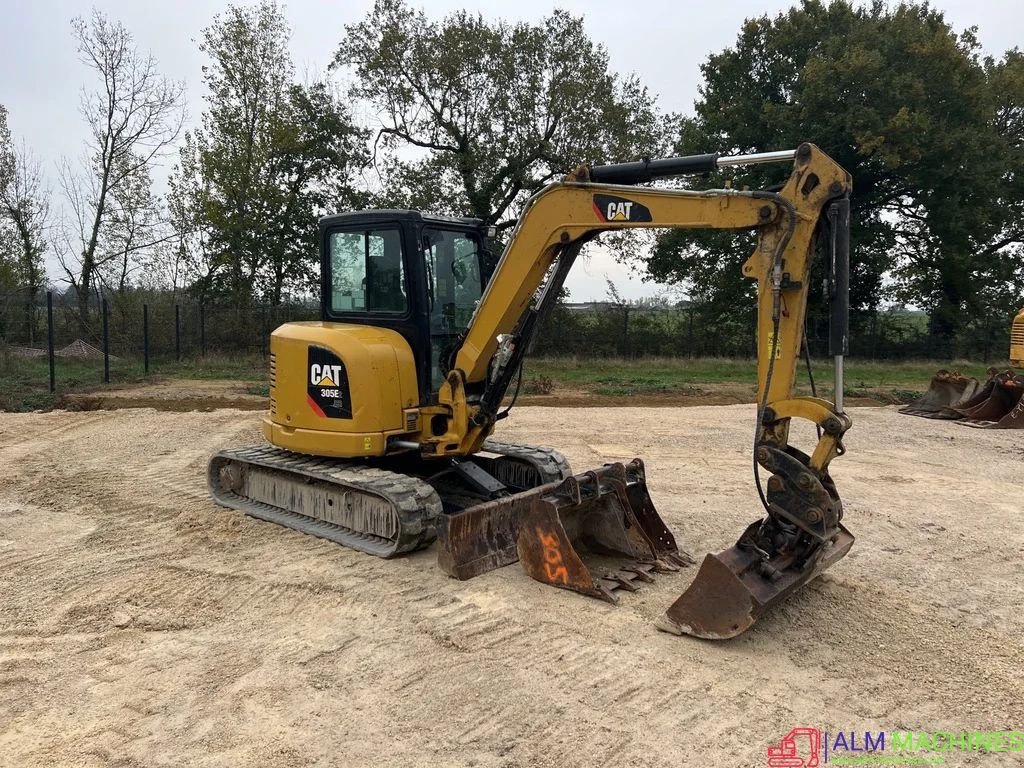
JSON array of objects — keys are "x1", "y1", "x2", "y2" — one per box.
[
  {"x1": 437, "y1": 459, "x2": 694, "y2": 599},
  {"x1": 657, "y1": 444, "x2": 855, "y2": 639}
]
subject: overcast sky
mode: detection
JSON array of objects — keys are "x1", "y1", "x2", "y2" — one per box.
[{"x1": 2, "y1": 0, "x2": 1020, "y2": 300}]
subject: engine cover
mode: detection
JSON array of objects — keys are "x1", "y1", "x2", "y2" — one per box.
[{"x1": 263, "y1": 322, "x2": 418, "y2": 458}]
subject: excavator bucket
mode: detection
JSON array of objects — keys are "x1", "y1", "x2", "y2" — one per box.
[
  {"x1": 656, "y1": 442, "x2": 855, "y2": 640},
  {"x1": 437, "y1": 459, "x2": 694, "y2": 600},
  {"x1": 516, "y1": 462, "x2": 694, "y2": 601},
  {"x1": 958, "y1": 372, "x2": 1024, "y2": 428},
  {"x1": 656, "y1": 522, "x2": 854, "y2": 639},
  {"x1": 916, "y1": 376, "x2": 980, "y2": 418},
  {"x1": 899, "y1": 370, "x2": 976, "y2": 417},
  {"x1": 932, "y1": 371, "x2": 997, "y2": 419}
]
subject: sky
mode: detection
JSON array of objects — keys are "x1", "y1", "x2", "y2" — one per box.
[{"x1": 1, "y1": 0, "x2": 1021, "y2": 300}]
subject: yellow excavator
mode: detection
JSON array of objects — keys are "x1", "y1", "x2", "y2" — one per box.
[{"x1": 209, "y1": 143, "x2": 854, "y2": 639}]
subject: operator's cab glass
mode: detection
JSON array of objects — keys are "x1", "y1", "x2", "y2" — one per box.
[
  {"x1": 329, "y1": 228, "x2": 408, "y2": 314},
  {"x1": 421, "y1": 228, "x2": 485, "y2": 387}
]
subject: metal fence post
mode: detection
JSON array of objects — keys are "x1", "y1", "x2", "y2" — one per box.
[
  {"x1": 175, "y1": 303, "x2": 181, "y2": 361},
  {"x1": 261, "y1": 306, "x2": 268, "y2": 359},
  {"x1": 200, "y1": 304, "x2": 206, "y2": 357},
  {"x1": 47, "y1": 291, "x2": 55, "y2": 393},
  {"x1": 687, "y1": 307, "x2": 695, "y2": 358},
  {"x1": 143, "y1": 303, "x2": 150, "y2": 374},
  {"x1": 102, "y1": 298, "x2": 110, "y2": 384}
]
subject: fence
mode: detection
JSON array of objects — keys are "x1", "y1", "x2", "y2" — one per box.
[
  {"x1": 0, "y1": 289, "x2": 319, "y2": 392},
  {"x1": 530, "y1": 302, "x2": 1019, "y2": 362},
  {"x1": 0, "y1": 288, "x2": 1018, "y2": 396}
]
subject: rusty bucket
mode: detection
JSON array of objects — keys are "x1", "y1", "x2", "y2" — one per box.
[
  {"x1": 436, "y1": 460, "x2": 693, "y2": 600},
  {"x1": 899, "y1": 370, "x2": 977, "y2": 418},
  {"x1": 959, "y1": 373, "x2": 1024, "y2": 429},
  {"x1": 516, "y1": 462, "x2": 693, "y2": 601}
]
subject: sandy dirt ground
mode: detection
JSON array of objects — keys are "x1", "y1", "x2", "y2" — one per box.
[{"x1": 0, "y1": 404, "x2": 1022, "y2": 767}]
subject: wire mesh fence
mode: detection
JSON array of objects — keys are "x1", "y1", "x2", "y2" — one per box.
[
  {"x1": 0, "y1": 289, "x2": 319, "y2": 393},
  {"x1": 0, "y1": 288, "x2": 1018, "y2": 400}
]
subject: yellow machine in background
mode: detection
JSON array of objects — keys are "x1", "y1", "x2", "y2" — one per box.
[
  {"x1": 1012, "y1": 307, "x2": 1024, "y2": 367},
  {"x1": 210, "y1": 143, "x2": 855, "y2": 639}
]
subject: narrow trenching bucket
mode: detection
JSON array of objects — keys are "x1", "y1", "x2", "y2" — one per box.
[
  {"x1": 516, "y1": 462, "x2": 694, "y2": 601},
  {"x1": 959, "y1": 373, "x2": 1024, "y2": 429},
  {"x1": 899, "y1": 370, "x2": 976, "y2": 417}
]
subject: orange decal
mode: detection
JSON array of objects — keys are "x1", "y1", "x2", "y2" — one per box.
[{"x1": 535, "y1": 527, "x2": 569, "y2": 584}]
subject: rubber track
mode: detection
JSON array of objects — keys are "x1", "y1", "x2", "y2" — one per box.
[
  {"x1": 209, "y1": 446, "x2": 443, "y2": 558},
  {"x1": 480, "y1": 439, "x2": 573, "y2": 485}
]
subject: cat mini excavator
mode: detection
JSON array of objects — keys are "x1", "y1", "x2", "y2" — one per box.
[{"x1": 210, "y1": 143, "x2": 854, "y2": 639}]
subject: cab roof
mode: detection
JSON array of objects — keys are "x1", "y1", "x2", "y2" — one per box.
[{"x1": 319, "y1": 210, "x2": 484, "y2": 229}]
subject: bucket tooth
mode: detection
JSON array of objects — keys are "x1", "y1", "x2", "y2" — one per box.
[
  {"x1": 608, "y1": 571, "x2": 643, "y2": 590},
  {"x1": 620, "y1": 563, "x2": 657, "y2": 582},
  {"x1": 663, "y1": 551, "x2": 698, "y2": 568}
]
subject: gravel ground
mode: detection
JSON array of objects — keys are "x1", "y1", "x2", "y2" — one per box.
[{"x1": 0, "y1": 404, "x2": 1021, "y2": 767}]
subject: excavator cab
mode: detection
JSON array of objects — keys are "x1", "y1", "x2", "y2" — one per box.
[{"x1": 319, "y1": 211, "x2": 496, "y2": 400}]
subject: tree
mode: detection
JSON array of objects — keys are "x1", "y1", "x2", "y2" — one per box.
[
  {"x1": 55, "y1": 10, "x2": 185, "y2": 329},
  {"x1": 334, "y1": 0, "x2": 669, "y2": 228},
  {"x1": 171, "y1": 1, "x2": 368, "y2": 307},
  {"x1": 646, "y1": 0, "x2": 1024, "y2": 350},
  {"x1": 0, "y1": 107, "x2": 49, "y2": 343}
]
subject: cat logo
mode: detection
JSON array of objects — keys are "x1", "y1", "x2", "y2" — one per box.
[
  {"x1": 306, "y1": 346, "x2": 353, "y2": 419},
  {"x1": 310, "y1": 363, "x2": 344, "y2": 388},
  {"x1": 606, "y1": 201, "x2": 634, "y2": 221},
  {"x1": 592, "y1": 194, "x2": 652, "y2": 223}
]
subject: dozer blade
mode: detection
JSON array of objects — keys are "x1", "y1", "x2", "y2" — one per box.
[
  {"x1": 899, "y1": 370, "x2": 975, "y2": 417},
  {"x1": 656, "y1": 521, "x2": 854, "y2": 639},
  {"x1": 437, "y1": 459, "x2": 694, "y2": 601},
  {"x1": 958, "y1": 374, "x2": 1024, "y2": 428}
]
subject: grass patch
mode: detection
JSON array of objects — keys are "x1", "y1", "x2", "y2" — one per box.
[
  {"x1": 0, "y1": 350, "x2": 269, "y2": 412},
  {"x1": 523, "y1": 356, "x2": 1007, "y2": 400},
  {"x1": 0, "y1": 346, "x2": 1009, "y2": 412}
]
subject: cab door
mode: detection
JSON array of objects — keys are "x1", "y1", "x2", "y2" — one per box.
[{"x1": 321, "y1": 221, "x2": 434, "y2": 402}]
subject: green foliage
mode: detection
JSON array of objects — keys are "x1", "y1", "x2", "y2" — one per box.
[
  {"x1": 334, "y1": 0, "x2": 669, "y2": 225},
  {"x1": 171, "y1": 0, "x2": 369, "y2": 307},
  {"x1": 646, "y1": 0, "x2": 1024, "y2": 342}
]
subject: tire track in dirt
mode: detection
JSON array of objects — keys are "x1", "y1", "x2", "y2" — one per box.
[{"x1": 1, "y1": 406, "x2": 1022, "y2": 767}]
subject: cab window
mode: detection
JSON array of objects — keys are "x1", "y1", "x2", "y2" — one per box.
[
  {"x1": 422, "y1": 228, "x2": 484, "y2": 334},
  {"x1": 329, "y1": 227, "x2": 407, "y2": 314}
]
